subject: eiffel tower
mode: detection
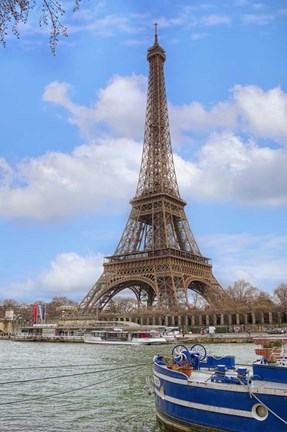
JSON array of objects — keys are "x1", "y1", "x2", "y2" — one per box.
[{"x1": 80, "y1": 26, "x2": 224, "y2": 313}]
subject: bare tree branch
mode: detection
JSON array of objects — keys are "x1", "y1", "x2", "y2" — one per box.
[
  {"x1": 39, "y1": 0, "x2": 67, "y2": 53},
  {"x1": 0, "y1": 0, "x2": 82, "y2": 53}
]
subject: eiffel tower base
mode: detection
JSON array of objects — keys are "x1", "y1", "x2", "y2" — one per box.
[{"x1": 80, "y1": 250, "x2": 223, "y2": 313}]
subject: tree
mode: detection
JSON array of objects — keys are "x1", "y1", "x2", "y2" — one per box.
[
  {"x1": 46, "y1": 296, "x2": 78, "y2": 319},
  {"x1": 49, "y1": 296, "x2": 78, "y2": 306},
  {"x1": 3, "y1": 298, "x2": 19, "y2": 308},
  {"x1": 273, "y1": 283, "x2": 287, "y2": 307},
  {"x1": 188, "y1": 291, "x2": 208, "y2": 310},
  {"x1": 225, "y1": 280, "x2": 261, "y2": 309},
  {"x1": 0, "y1": 0, "x2": 82, "y2": 53},
  {"x1": 254, "y1": 291, "x2": 274, "y2": 309},
  {"x1": 105, "y1": 297, "x2": 137, "y2": 315}
]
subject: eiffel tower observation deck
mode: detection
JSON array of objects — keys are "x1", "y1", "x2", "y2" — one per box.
[{"x1": 80, "y1": 26, "x2": 225, "y2": 313}]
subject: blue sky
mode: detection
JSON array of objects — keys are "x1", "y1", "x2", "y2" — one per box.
[{"x1": 0, "y1": 0, "x2": 287, "y2": 303}]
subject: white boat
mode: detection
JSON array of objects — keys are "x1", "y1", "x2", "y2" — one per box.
[
  {"x1": 161, "y1": 326, "x2": 195, "y2": 343},
  {"x1": 84, "y1": 328, "x2": 167, "y2": 345},
  {"x1": 161, "y1": 327, "x2": 182, "y2": 342}
]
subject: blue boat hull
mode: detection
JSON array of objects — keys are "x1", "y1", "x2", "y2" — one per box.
[{"x1": 153, "y1": 363, "x2": 287, "y2": 432}]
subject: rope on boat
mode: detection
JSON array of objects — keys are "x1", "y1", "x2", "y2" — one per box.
[
  {"x1": 200, "y1": 367, "x2": 287, "y2": 425},
  {"x1": 239, "y1": 378, "x2": 287, "y2": 426}
]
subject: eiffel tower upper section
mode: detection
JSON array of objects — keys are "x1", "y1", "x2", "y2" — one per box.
[
  {"x1": 80, "y1": 27, "x2": 223, "y2": 313},
  {"x1": 113, "y1": 26, "x2": 201, "y2": 259},
  {"x1": 136, "y1": 28, "x2": 180, "y2": 199}
]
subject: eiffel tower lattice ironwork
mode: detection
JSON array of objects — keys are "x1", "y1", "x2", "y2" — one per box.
[{"x1": 80, "y1": 27, "x2": 224, "y2": 313}]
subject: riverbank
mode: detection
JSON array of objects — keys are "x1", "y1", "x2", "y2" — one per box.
[
  {"x1": 173, "y1": 332, "x2": 275, "y2": 344},
  {"x1": 6, "y1": 335, "x2": 84, "y2": 342},
  {"x1": 2, "y1": 331, "x2": 281, "y2": 344}
]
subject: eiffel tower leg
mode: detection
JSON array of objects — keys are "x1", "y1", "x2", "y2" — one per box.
[
  {"x1": 174, "y1": 275, "x2": 188, "y2": 307},
  {"x1": 136, "y1": 286, "x2": 155, "y2": 308}
]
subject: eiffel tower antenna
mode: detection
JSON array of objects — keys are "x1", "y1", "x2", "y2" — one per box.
[
  {"x1": 80, "y1": 27, "x2": 224, "y2": 313},
  {"x1": 154, "y1": 22, "x2": 158, "y2": 43}
]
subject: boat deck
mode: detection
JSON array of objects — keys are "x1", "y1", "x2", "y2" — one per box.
[{"x1": 158, "y1": 364, "x2": 287, "y2": 394}]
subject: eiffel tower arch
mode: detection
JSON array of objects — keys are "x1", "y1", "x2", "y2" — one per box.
[{"x1": 80, "y1": 27, "x2": 225, "y2": 313}]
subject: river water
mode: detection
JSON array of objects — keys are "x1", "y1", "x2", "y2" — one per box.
[{"x1": 0, "y1": 341, "x2": 257, "y2": 432}]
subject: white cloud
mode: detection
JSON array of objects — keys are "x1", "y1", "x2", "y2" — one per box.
[
  {"x1": 201, "y1": 234, "x2": 287, "y2": 291},
  {"x1": 67, "y1": 13, "x2": 134, "y2": 37},
  {"x1": 44, "y1": 78, "x2": 287, "y2": 149},
  {"x1": 242, "y1": 14, "x2": 275, "y2": 25},
  {"x1": 201, "y1": 14, "x2": 231, "y2": 26},
  {"x1": 0, "y1": 137, "x2": 140, "y2": 221},
  {"x1": 43, "y1": 76, "x2": 146, "y2": 139},
  {"x1": 234, "y1": 85, "x2": 287, "y2": 143},
  {"x1": 170, "y1": 84, "x2": 287, "y2": 145},
  {"x1": 1, "y1": 253, "x2": 103, "y2": 302},
  {"x1": 87, "y1": 15, "x2": 133, "y2": 36},
  {"x1": 170, "y1": 99, "x2": 237, "y2": 135},
  {"x1": 0, "y1": 158, "x2": 13, "y2": 187},
  {"x1": 2, "y1": 77, "x2": 287, "y2": 223},
  {"x1": 40, "y1": 253, "x2": 102, "y2": 295},
  {"x1": 93, "y1": 75, "x2": 146, "y2": 138},
  {"x1": 191, "y1": 32, "x2": 208, "y2": 41},
  {"x1": 176, "y1": 132, "x2": 287, "y2": 205},
  {"x1": 153, "y1": 16, "x2": 185, "y2": 29},
  {"x1": 43, "y1": 81, "x2": 95, "y2": 138}
]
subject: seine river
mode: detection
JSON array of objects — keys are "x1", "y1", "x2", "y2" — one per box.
[{"x1": 0, "y1": 341, "x2": 257, "y2": 432}]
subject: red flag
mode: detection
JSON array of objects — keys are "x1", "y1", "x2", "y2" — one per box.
[{"x1": 33, "y1": 304, "x2": 38, "y2": 322}]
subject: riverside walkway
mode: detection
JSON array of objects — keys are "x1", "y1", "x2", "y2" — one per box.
[{"x1": 173, "y1": 332, "x2": 270, "y2": 344}]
